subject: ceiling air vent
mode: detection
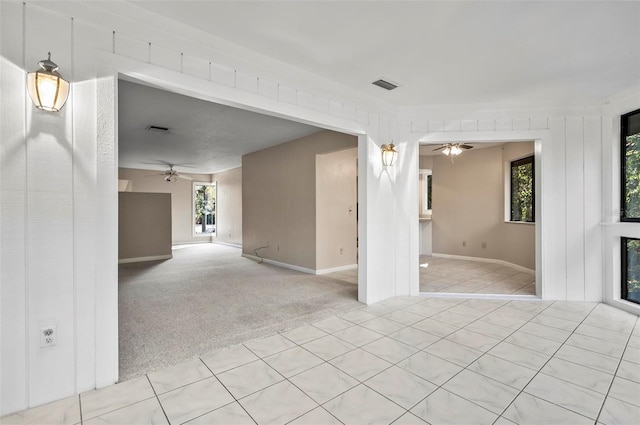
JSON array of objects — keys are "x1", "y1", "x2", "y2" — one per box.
[
  {"x1": 372, "y1": 78, "x2": 399, "y2": 91},
  {"x1": 145, "y1": 125, "x2": 169, "y2": 132}
]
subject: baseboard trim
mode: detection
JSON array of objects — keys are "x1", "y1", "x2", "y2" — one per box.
[
  {"x1": 213, "y1": 241, "x2": 242, "y2": 249},
  {"x1": 172, "y1": 239, "x2": 213, "y2": 245},
  {"x1": 241, "y1": 254, "x2": 316, "y2": 275},
  {"x1": 118, "y1": 254, "x2": 172, "y2": 264},
  {"x1": 316, "y1": 264, "x2": 358, "y2": 275},
  {"x1": 431, "y1": 253, "x2": 535, "y2": 275}
]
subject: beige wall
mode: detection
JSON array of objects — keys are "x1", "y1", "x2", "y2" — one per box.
[
  {"x1": 242, "y1": 130, "x2": 358, "y2": 270},
  {"x1": 316, "y1": 148, "x2": 358, "y2": 270},
  {"x1": 212, "y1": 167, "x2": 242, "y2": 246},
  {"x1": 429, "y1": 141, "x2": 535, "y2": 270},
  {"x1": 119, "y1": 167, "x2": 243, "y2": 246},
  {"x1": 118, "y1": 168, "x2": 212, "y2": 244},
  {"x1": 500, "y1": 142, "x2": 536, "y2": 269},
  {"x1": 118, "y1": 192, "x2": 172, "y2": 260}
]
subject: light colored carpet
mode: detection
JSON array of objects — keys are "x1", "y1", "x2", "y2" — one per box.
[{"x1": 118, "y1": 243, "x2": 361, "y2": 381}]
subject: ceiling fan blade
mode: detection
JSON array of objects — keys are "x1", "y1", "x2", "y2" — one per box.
[
  {"x1": 432, "y1": 146, "x2": 446, "y2": 151},
  {"x1": 459, "y1": 144, "x2": 474, "y2": 149}
]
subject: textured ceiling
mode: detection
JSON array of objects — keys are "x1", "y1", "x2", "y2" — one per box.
[
  {"x1": 131, "y1": 1, "x2": 640, "y2": 107},
  {"x1": 118, "y1": 79, "x2": 322, "y2": 173}
]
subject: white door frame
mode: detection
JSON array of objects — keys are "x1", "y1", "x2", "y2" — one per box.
[
  {"x1": 415, "y1": 131, "x2": 547, "y2": 298},
  {"x1": 95, "y1": 53, "x2": 371, "y2": 386}
]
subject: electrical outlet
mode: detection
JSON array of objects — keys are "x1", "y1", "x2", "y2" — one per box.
[
  {"x1": 40, "y1": 326, "x2": 57, "y2": 348},
  {"x1": 482, "y1": 242, "x2": 487, "y2": 249},
  {"x1": 462, "y1": 241, "x2": 466, "y2": 247},
  {"x1": 340, "y1": 248, "x2": 344, "y2": 255}
]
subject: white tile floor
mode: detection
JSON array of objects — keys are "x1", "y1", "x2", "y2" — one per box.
[
  {"x1": 327, "y1": 257, "x2": 536, "y2": 296},
  {"x1": 3, "y1": 296, "x2": 639, "y2": 425},
  {"x1": 419, "y1": 256, "x2": 536, "y2": 296}
]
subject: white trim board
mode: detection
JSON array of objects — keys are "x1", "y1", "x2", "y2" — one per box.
[
  {"x1": 431, "y1": 253, "x2": 535, "y2": 275},
  {"x1": 242, "y1": 254, "x2": 317, "y2": 274},
  {"x1": 316, "y1": 264, "x2": 358, "y2": 275},
  {"x1": 118, "y1": 255, "x2": 173, "y2": 264},
  {"x1": 212, "y1": 241, "x2": 242, "y2": 249},
  {"x1": 241, "y1": 254, "x2": 356, "y2": 275},
  {"x1": 171, "y1": 241, "x2": 242, "y2": 249}
]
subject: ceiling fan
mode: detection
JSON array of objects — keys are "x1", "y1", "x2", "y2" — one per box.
[
  {"x1": 433, "y1": 143, "x2": 473, "y2": 162},
  {"x1": 148, "y1": 165, "x2": 193, "y2": 183}
]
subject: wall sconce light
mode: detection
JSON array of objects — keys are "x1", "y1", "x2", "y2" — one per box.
[
  {"x1": 381, "y1": 143, "x2": 398, "y2": 166},
  {"x1": 27, "y1": 52, "x2": 70, "y2": 112}
]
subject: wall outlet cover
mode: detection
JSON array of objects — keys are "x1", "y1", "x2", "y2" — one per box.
[{"x1": 40, "y1": 326, "x2": 57, "y2": 348}]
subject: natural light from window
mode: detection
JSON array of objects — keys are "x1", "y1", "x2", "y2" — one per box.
[{"x1": 194, "y1": 182, "x2": 216, "y2": 236}]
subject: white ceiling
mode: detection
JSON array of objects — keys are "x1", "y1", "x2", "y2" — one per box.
[
  {"x1": 131, "y1": 1, "x2": 640, "y2": 107},
  {"x1": 118, "y1": 79, "x2": 322, "y2": 173}
]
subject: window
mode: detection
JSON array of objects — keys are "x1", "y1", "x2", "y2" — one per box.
[
  {"x1": 510, "y1": 156, "x2": 535, "y2": 222},
  {"x1": 194, "y1": 182, "x2": 216, "y2": 236},
  {"x1": 622, "y1": 237, "x2": 640, "y2": 304},
  {"x1": 621, "y1": 108, "x2": 640, "y2": 221},
  {"x1": 419, "y1": 169, "x2": 432, "y2": 217}
]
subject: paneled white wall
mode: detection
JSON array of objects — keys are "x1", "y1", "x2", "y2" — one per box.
[
  {"x1": 0, "y1": 1, "x2": 397, "y2": 414},
  {"x1": 397, "y1": 113, "x2": 604, "y2": 302}
]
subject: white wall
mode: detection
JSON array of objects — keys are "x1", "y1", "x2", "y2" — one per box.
[
  {"x1": 399, "y1": 110, "x2": 604, "y2": 302},
  {"x1": 0, "y1": 1, "x2": 391, "y2": 414}
]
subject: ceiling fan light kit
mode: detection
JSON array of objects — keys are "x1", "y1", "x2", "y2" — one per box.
[
  {"x1": 146, "y1": 165, "x2": 193, "y2": 183},
  {"x1": 443, "y1": 145, "x2": 462, "y2": 156},
  {"x1": 432, "y1": 143, "x2": 473, "y2": 163}
]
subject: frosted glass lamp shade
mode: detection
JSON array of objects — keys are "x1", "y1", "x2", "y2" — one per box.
[
  {"x1": 381, "y1": 143, "x2": 398, "y2": 166},
  {"x1": 27, "y1": 53, "x2": 70, "y2": 112},
  {"x1": 442, "y1": 144, "x2": 463, "y2": 156}
]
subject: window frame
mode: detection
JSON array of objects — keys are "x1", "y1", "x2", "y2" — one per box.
[
  {"x1": 509, "y1": 155, "x2": 535, "y2": 223},
  {"x1": 621, "y1": 237, "x2": 640, "y2": 305},
  {"x1": 419, "y1": 169, "x2": 432, "y2": 218},
  {"x1": 620, "y1": 108, "x2": 640, "y2": 222},
  {"x1": 192, "y1": 181, "x2": 217, "y2": 237}
]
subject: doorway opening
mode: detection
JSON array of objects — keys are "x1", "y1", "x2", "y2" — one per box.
[
  {"x1": 417, "y1": 140, "x2": 539, "y2": 298},
  {"x1": 116, "y1": 77, "x2": 360, "y2": 380}
]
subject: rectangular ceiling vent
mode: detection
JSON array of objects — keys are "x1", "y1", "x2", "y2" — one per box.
[
  {"x1": 372, "y1": 78, "x2": 399, "y2": 91},
  {"x1": 145, "y1": 125, "x2": 169, "y2": 132}
]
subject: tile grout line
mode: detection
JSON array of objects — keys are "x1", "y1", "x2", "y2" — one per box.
[
  {"x1": 145, "y1": 375, "x2": 171, "y2": 425},
  {"x1": 275, "y1": 305, "x2": 443, "y2": 422},
  {"x1": 393, "y1": 298, "x2": 545, "y2": 419},
  {"x1": 78, "y1": 395, "x2": 82, "y2": 425},
  {"x1": 594, "y1": 315, "x2": 640, "y2": 423},
  {"x1": 197, "y1": 357, "x2": 259, "y2": 425},
  {"x1": 490, "y1": 302, "x2": 603, "y2": 424},
  {"x1": 398, "y1": 299, "x2": 605, "y2": 421}
]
